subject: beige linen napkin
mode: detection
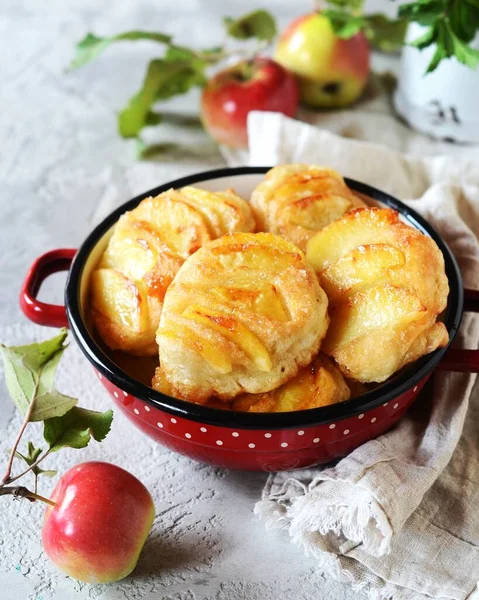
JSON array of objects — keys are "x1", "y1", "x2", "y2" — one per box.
[{"x1": 239, "y1": 112, "x2": 479, "y2": 600}]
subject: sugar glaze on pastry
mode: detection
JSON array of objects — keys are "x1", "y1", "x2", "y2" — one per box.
[
  {"x1": 250, "y1": 164, "x2": 366, "y2": 250},
  {"x1": 156, "y1": 232, "x2": 329, "y2": 402},
  {"x1": 90, "y1": 186, "x2": 255, "y2": 356}
]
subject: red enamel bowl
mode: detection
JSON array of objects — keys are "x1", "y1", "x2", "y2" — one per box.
[{"x1": 20, "y1": 167, "x2": 479, "y2": 471}]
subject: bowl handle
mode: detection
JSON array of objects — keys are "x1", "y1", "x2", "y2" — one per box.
[
  {"x1": 20, "y1": 249, "x2": 77, "y2": 328},
  {"x1": 439, "y1": 288, "x2": 479, "y2": 373}
]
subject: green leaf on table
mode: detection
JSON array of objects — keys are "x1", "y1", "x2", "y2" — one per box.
[
  {"x1": 0, "y1": 329, "x2": 69, "y2": 417},
  {"x1": 15, "y1": 442, "x2": 56, "y2": 478},
  {"x1": 43, "y1": 407, "x2": 113, "y2": 452},
  {"x1": 118, "y1": 58, "x2": 207, "y2": 138},
  {"x1": 223, "y1": 10, "x2": 277, "y2": 42},
  {"x1": 323, "y1": 10, "x2": 366, "y2": 38},
  {"x1": 71, "y1": 31, "x2": 172, "y2": 69},
  {"x1": 165, "y1": 45, "x2": 197, "y2": 61},
  {"x1": 30, "y1": 391, "x2": 77, "y2": 422},
  {"x1": 363, "y1": 15, "x2": 408, "y2": 53}
]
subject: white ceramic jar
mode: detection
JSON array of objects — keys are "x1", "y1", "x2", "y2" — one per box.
[{"x1": 394, "y1": 23, "x2": 479, "y2": 143}]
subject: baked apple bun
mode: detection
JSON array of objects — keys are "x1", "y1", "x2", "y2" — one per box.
[
  {"x1": 306, "y1": 207, "x2": 449, "y2": 382},
  {"x1": 90, "y1": 187, "x2": 255, "y2": 356},
  {"x1": 231, "y1": 354, "x2": 350, "y2": 412},
  {"x1": 250, "y1": 164, "x2": 366, "y2": 250},
  {"x1": 156, "y1": 232, "x2": 329, "y2": 402}
]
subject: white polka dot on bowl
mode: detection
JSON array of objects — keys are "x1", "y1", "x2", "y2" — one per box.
[
  {"x1": 170, "y1": 418, "x2": 177, "y2": 424},
  {"x1": 383, "y1": 402, "x2": 388, "y2": 407},
  {"x1": 297, "y1": 430, "x2": 305, "y2": 436},
  {"x1": 113, "y1": 391, "x2": 119, "y2": 398},
  {"x1": 123, "y1": 391, "x2": 128, "y2": 397},
  {"x1": 329, "y1": 423, "x2": 336, "y2": 429},
  {"x1": 185, "y1": 433, "x2": 191, "y2": 439},
  {"x1": 264, "y1": 433, "x2": 272, "y2": 438},
  {"x1": 216, "y1": 440, "x2": 223, "y2": 446},
  {"x1": 280, "y1": 442, "x2": 288, "y2": 448},
  {"x1": 394, "y1": 403, "x2": 399, "y2": 409},
  {"x1": 157, "y1": 422, "x2": 163, "y2": 428},
  {"x1": 248, "y1": 443, "x2": 255, "y2": 449},
  {"x1": 200, "y1": 427, "x2": 207, "y2": 432},
  {"x1": 313, "y1": 438, "x2": 320, "y2": 443},
  {"x1": 343, "y1": 429, "x2": 350, "y2": 435},
  {"x1": 358, "y1": 413, "x2": 364, "y2": 419},
  {"x1": 144, "y1": 405, "x2": 150, "y2": 412},
  {"x1": 133, "y1": 408, "x2": 139, "y2": 415},
  {"x1": 232, "y1": 432, "x2": 239, "y2": 437},
  {"x1": 371, "y1": 417, "x2": 377, "y2": 423},
  {"x1": 413, "y1": 386, "x2": 418, "y2": 393}
]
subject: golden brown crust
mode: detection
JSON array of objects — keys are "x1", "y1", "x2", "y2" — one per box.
[
  {"x1": 90, "y1": 187, "x2": 255, "y2": 356},
  {"x1": 250, "y1": 164, "x2": 366, "y2": 250},
  {"x1": 156, "y1": 232, "x2": 330, "y2": 402},
  {"x1": 231, "y1": 353, "x2": 350, "y2": 412},
  {"x1": 306, "y1": 207, "x2": 450, "y2": 382}
]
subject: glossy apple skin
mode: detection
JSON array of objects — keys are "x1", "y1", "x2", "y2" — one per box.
[
  {"x1": 274, "y1": 13, "x2": 370, "y2": 108},
  {"x1": 42, "y1": 462, "x2": 155, "y2": 583},
  {"x1": 200, "y1": 57, "x2": 299, "y2": 148}
]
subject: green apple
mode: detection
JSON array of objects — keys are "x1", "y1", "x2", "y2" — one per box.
[{"x1": 274, "y1": 13, "x2": 370, "y2": 108}]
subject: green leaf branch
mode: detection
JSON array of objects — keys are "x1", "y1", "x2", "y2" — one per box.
[
  {"x1": 69, "y1": 9, "x2": 277, "y2": 144},
  {"x1": 322, "y1": 0, "x2": 479, "y2": 72},
  {"x1": 0, "y1": 330, "x2": 113, "y2": 505}
]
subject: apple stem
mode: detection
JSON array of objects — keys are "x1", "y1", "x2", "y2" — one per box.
[
  {"x1": 0, "y1": 485, "x2": 56, "y2": 507},
  {"x1": 0, "y1": 379, "x2": 40, "y2": 487},
  {"x1": 6, "y1": 450, "x2": 51, "y2": 486}
]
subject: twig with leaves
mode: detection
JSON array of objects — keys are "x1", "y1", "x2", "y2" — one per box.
[
  {"x1": 0, "y1": 329, "x2": 113, "y2": 505},
  {"x1": 69, "y1": 9, "x2": 277, "y2": 153}
]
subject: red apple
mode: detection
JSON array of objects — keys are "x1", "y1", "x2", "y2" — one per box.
[
  {"x1": 42, "y1": 462, "x2": 155, "y2": 583},
  {"x1": 274, "y1": 13, "x2": 370, "y2": 108},
  {"x1": 200, "y1": 57, "x2": 299, "y2": 148}
]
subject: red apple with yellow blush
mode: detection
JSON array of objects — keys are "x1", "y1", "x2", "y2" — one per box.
[
  {"x1": 274, "y1": 13, "x2": 370, "y2": 108},
  {"x1": 200, "y1": 57, "x2": 299, "y2": 148},
  {"x1": 42, "y1": 462, "x2": 155, "y2": 583}
]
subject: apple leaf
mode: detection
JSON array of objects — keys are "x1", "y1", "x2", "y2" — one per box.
[
  {"x1": 323, "y1": 10, "x2": 366, "y2": 38},
  {"x1": 398, "y1": 1, "x2": 446, "y2": 27},
  {"x1": 118, "y1": 59, "x2": 207, "y2": 138},
  {"x1": 410, "y1": 25, "x2": 437, "y2": 50},
  {"x1": 43, "y1": 407, "x2": 114, "y2": 452},
  {"x1": 0, "y1": 329, "x2": 70, "y2": 417},
  {"x1": 29, "y1": 391, "x2": 78, "y2": 422},
  {"x1": 223, "y1": 10, "x2": 277, "y2": 42},
  {"x1": 15, "y1": 442, "x2": 56, "y2": 478},
  {"x1": 363, "y1": 15, "x2": 408, "y2": 53},
  {"x1": 71, "y1": 31, "x2": 172, "y2": 69},
  {"x1": 323, "y1": 0, "x2": 364, "y2": 10}
]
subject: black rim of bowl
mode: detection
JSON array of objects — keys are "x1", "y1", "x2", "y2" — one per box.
[{"x1": 65, "y1": 166, "x2": 464, "y2": 429}]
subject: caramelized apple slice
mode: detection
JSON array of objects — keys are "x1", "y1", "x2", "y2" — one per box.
[
  {"x1": 91, "y1": 269, "x2": 148, "y2": 334},
  {"x1": 158, "y1": 325, "x2": 232, "y2": 374},
  {"x1": 323, "y1": 284, "x2": 427, "y2": 352},
  {"x1": 331, "y1": 316, "x2": 447, "y2": 383},
  {"x1": 320, "y1": 244, "x2": 405, "y2": 302},
  {"x1": 306, "y1": 208, "x2": 405, "y2": 270},
  {"x1": 182, "y1": 305, "x2": 272, "y2": 372},
  {"x1": 210, "y1": 285, "x2": 289, "y2": 322},
  {"x1": 232, "y1": 354, "x2": 350, "y2": 412},
  {"x1": 132, "y1": 194, "x2": 212, "y2": 258}
]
